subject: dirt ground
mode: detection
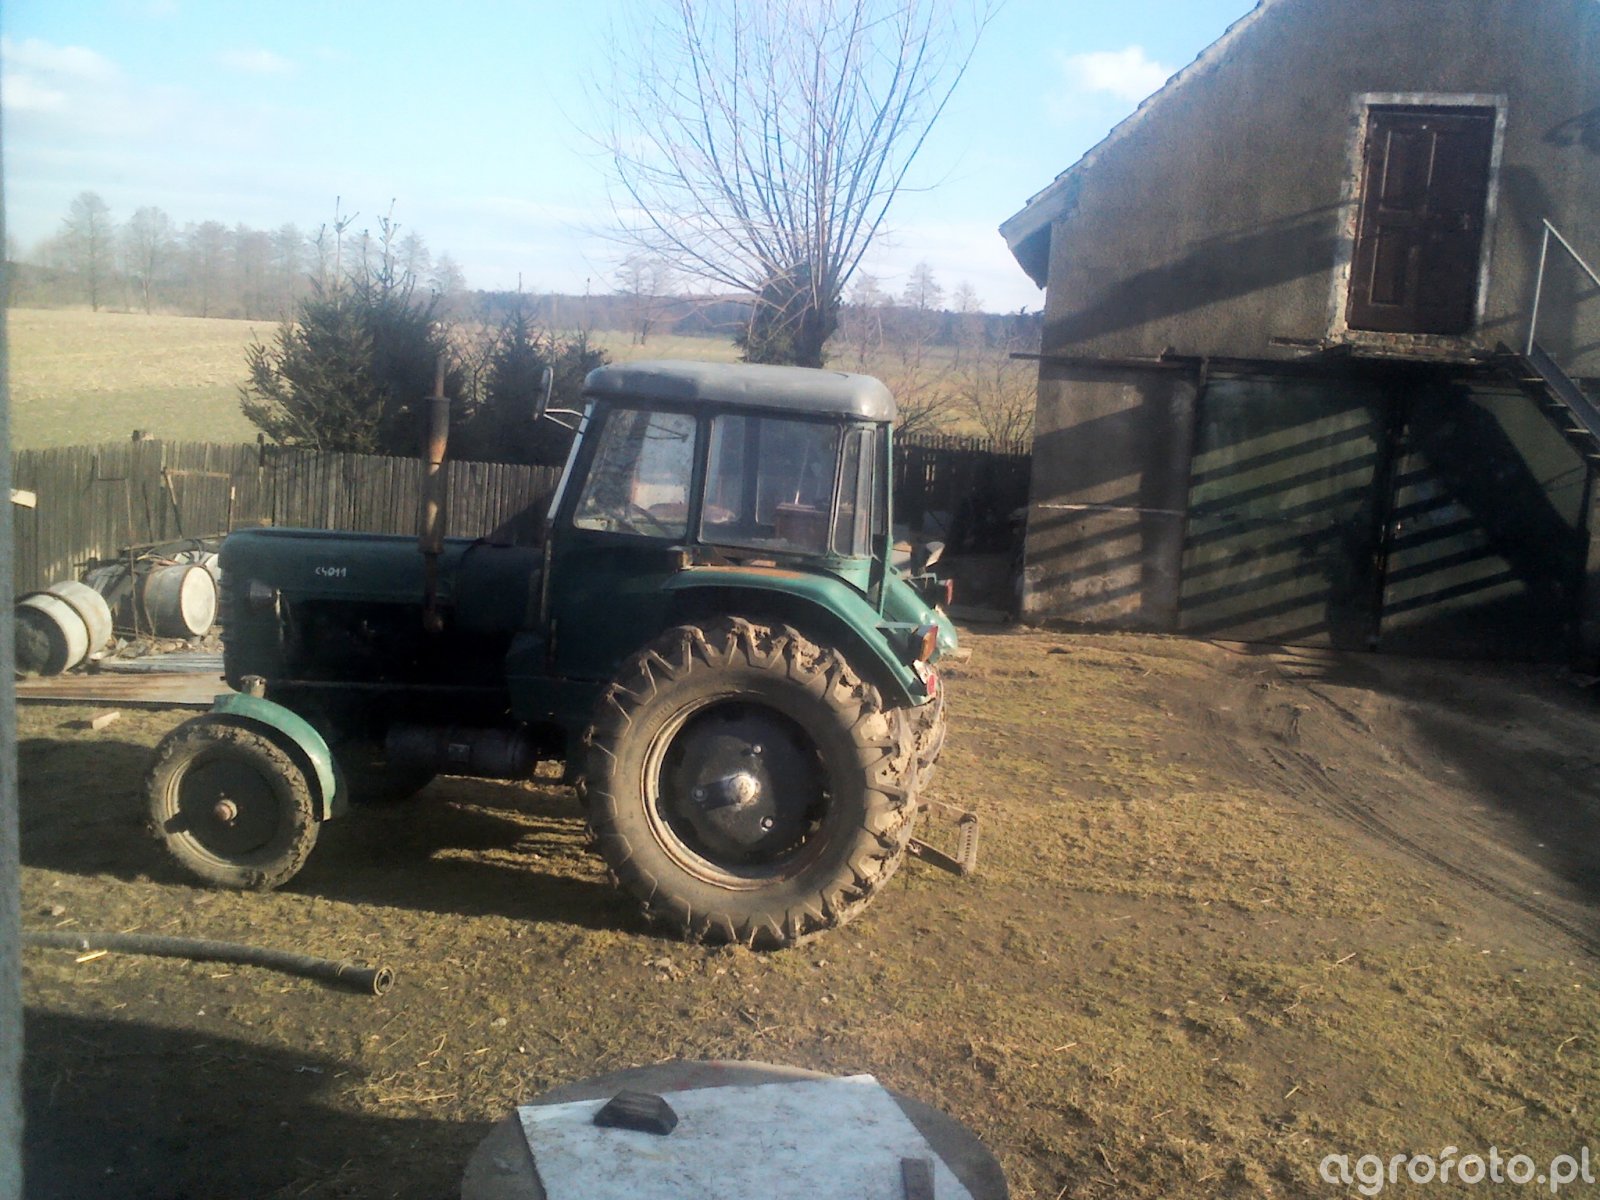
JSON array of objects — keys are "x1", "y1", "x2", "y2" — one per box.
[{"x1": 17, "y1": 627, "x2": 1600, "y2": 1199}]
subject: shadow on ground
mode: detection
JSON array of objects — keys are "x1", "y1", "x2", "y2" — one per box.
[
  {"x1": 1210, "y1": 642, "x2": 1600, "y2": 909},
  {"x1": 19, "y1": 735, "x2": 636, "y2": 934},
  {"x1": 24, "y1": 1009, "x2": 480, "y2": 1200}
]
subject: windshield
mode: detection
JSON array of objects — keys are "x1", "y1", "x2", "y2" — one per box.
[{"x1": 572, "y1": 408, "x2": 697, "y2": 538}]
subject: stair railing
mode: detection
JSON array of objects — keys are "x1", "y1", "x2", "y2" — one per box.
[{"x1": 1527, "y1": 218, "x2": 1600, "y2": 357}]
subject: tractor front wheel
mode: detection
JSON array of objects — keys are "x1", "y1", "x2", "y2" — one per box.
[
  {"x1": 584, "y1": 618, "x2": 917, "y2": 948},
  {"x1": 145, "y1": 717, "x2": 319, "y2": 890}
]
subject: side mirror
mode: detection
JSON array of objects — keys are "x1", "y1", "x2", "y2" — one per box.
[{"x1": 534, "y1": 366, "x2": 554, "y2": 423}]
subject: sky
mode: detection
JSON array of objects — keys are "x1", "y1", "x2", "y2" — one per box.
[{"x1": 1, "y1": 0, "x2": 1257, "y2": 314}]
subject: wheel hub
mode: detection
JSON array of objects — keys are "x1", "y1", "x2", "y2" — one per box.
[
  {"x1": 694, "y1": 769, "x2": 762, "y2": 810},
  {"x1": 660, "y1": 707, "x2": 822, "y2": 864},
  {"x1": 179, "y1": 760, "x2": 280, "y2": 857}
]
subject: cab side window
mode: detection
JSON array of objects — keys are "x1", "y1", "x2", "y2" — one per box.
[{"x1": 702, "y1": 415, "x2": 840, "y2": 554}]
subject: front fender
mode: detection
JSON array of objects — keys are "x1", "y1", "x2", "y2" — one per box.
[
  {"x1": 210, "y1": 692, "x2": 343, "y2": 819},
  {"x1": 883, "y1": 572, "x2": 959, "y2": 660},
  {"x1": 662, "y1": 566, "x2": 928, "y2": 707}
]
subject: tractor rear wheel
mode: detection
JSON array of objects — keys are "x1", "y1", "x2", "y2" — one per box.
[
  {"x1": 145, "y1": 717, "x2": 318, "y2": 890},
  {"x1": 583, "y1": 617, "x2": 917, "y2": 948},
  {"x1": 910, "y1": 689, "x2": 947, "y2": 792}
]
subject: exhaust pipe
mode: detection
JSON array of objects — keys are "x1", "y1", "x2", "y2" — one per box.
[{"x1": 419, "y1": 353, "x2": 450, "y2": 633}]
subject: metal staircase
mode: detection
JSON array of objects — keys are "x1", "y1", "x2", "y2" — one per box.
[{"x1": 1506, "y1": 220, "x2": 1600, "y2": 459}]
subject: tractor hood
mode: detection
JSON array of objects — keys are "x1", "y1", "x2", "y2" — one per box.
[{"x1": 220, "y1": 528, "x2": 465, "y2": 606}]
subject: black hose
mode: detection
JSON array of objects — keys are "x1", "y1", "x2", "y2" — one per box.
[{"x1": 23, "y1": 930, "x2": 394, "y2": 996}]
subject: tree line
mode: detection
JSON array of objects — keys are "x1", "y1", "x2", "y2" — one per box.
[
  {"x1": 8, "y1": 192, "x2": 467, "y2": 320},
  {"x1": 5, "y1": 190, "x2": 1036, "y2": 358},
  {"x1": 12, "y1": 183, "x2": 1039, "y2": 454},
  {"x1": 242, "y1": 234, "x2": 1038, "y2": 466}
]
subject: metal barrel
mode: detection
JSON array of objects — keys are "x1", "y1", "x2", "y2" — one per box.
[
  {"x1": 15, "y1": 591, "x2": 91, "y2": 676},
  {"x1": 175, "y1": 548, "x2": 223, "y2": 589},
  {"x1": 45, "y1": 579, "x2": 114, "y2": 655},
  {"x1": 142, "y1": 563, "x2": 218, "y2": 638}
]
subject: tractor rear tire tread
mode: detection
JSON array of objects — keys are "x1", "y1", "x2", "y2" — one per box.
[
  {"x1": 910, "y1": 690, "x2": 948, "y2": 794},
  {"x1": 584, "y1": 617, "x2": 916, "y2": 949}
]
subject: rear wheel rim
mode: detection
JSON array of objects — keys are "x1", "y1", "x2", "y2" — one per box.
[{"x1": 644, "y1": 698, "x2": 832, "y2": 887}]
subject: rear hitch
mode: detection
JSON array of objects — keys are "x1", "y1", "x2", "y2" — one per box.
[{"x1": 908, "y1": 800, "x2": 980, "y2": 877}]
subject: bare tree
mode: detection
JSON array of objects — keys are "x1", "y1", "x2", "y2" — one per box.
[
  {"x1": 397, "y1": 231, "x2": 432, "y2": 288},
  {"x1": 270, "y1": 223, "x2": 306, "y2": 314},
  {"x1": 121, "y1": 206, "x2": 175, "y2": 314},
  {"x1": 61, "y1": 191, "x2": 117, "y2": 311},
  {"x1": 234, "y1": 223, "x2": 273, "y2": 318},
  {"x1": 429, "y1": 253, "x2": 467, "y2": 309},
  {"x1": 614, "y1": 252, "x2": 676, "y2": 344},
  {"x1": 601, "y1": 0, "x2": 990, "y2": 368},
  {"x1": 835, "y1": 272, "x2": 889, "y2": 371},
  {"x1": 958, "y1": 325, "x2": 1037, "y2": 446},
  {"x1": 950, "y1": 279, "x2": 986, "y2": 364},
  {"x1": 901, "y1": 261, "x2": 944, "y2": 313}
]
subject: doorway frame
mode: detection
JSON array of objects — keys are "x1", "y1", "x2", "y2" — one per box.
[{"x1": 1327, "y1": 92, "x2": 1508, "y2": 352}]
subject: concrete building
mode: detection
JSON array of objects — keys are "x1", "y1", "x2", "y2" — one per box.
[{"x1": 1001, "y1": 0, "x2": 1600, "y2": 660}]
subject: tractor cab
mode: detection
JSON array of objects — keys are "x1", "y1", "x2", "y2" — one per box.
[
  {"x1": 538, "y1": 361, "x2": 951, "y2": 693},
  {"x1": 555, "y1": 361, "x2": 893, "y2": 581}
]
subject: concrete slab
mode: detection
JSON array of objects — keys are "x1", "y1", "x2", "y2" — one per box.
[{"x1": 462, "y1": 1060, "x2": 1007, "y2": 1200}]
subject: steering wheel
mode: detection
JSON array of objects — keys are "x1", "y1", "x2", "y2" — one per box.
[{"x1": 623, "y1": 502, "x2": 676, "y2": 537}]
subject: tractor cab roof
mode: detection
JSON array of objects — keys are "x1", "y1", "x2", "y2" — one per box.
[{"x1": 583, "y1": 360, "x2": 896, "y2": 423}]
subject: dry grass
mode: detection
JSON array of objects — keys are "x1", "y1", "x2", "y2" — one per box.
[
  {"x1": 8, "y1": 308, "x2": 269, "y2": 448},
  {"x1": 5, "y1": 310, "x2": 745, "y2": 451},
  {"x1": 17, "y1": 628, "x2": 1600, "y2": 1198},
  {"x1": 7, "y1": 308, "x2": 1000, "y2": 451}
]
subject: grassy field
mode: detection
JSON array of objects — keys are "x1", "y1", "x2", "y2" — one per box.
[
  {"x1": 5, "y1": 309, "x2": 749, "y2": 451},
  {"x1": 8, "y1": 309, "x2": 268, "y2": 449},
  {"x1": 6, "y1": 307, "x2": 998, "y2": 451}
]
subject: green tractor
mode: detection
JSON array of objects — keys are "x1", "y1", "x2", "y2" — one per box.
[{"x1": 145, "y1": 360, "x2": 970, "y2": 947}]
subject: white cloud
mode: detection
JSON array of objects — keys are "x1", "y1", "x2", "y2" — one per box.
[
  {"x1": 1, "y1": 36, "x2": 119, "y2": 83},
  {"x1": 1, "y1": 35, "x2": 300, "y2": 199},
  {"x1": 0, "y1": 36, "x2": 172, "y2": 138},
  {"x1": 2, "y1": 74, "x2": 69, "y2": 116},
  {"x1": 1058, "y1": 45, "x2": 1173, "y2": 104},
  {"x1": 217, "y1": 48, "x2": 296, "y2": 76}
]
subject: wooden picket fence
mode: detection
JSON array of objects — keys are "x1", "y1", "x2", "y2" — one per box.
[
  {"x1": 11, "y1": 433, "x2": 1028, "y2": 594},
  {"x1": 893, "y1": 434, "x2": 1032, "y2": 552},
  {"x1": 10, "y1": 440, "x2": 561, "y2": 594}
]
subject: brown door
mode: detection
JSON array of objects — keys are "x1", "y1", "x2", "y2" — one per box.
[{"x1": 1347, "y1": 106, "x2": 1495, "y2": 335}]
